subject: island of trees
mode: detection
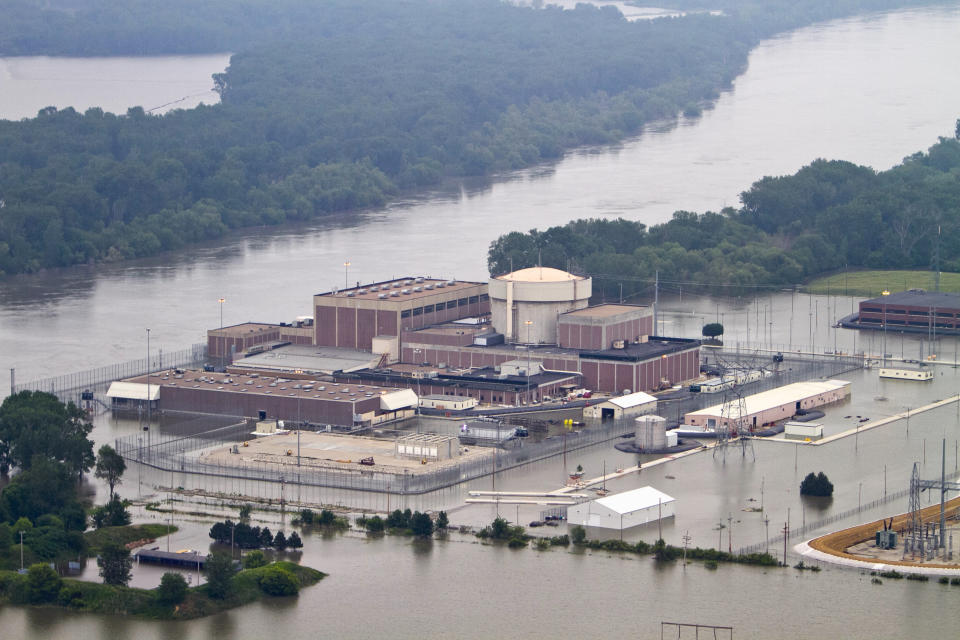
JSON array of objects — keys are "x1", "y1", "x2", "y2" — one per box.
[
  {"x1": 0, "y1": 391, "x2": 322, "y2": 618},
  {"x1": 489, "y1": 126, "x2": 960, "y2": 298},
  {"x1": 0, "y1": 0, "x2": 943, "y2": 276}
]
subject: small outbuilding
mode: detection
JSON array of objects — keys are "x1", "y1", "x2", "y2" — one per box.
[
  {"x1": 567, "y1": 486, "x2": 675, "y2": 530},
  {"x1": 583, "y1": 391, "x2": 657, "y2": 421},
  {"x1": 106, "y1": 381, "x2": 160, "y2": 412}
]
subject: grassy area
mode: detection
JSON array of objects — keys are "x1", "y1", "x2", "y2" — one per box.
[
  {"x1": 0, "y1": 561, "x2": 325, "y2": 620},
  {"x1": 83, "y1": 524, "x2": 177, "y2": 557},
  {"x1": 804, "y1": 270, "x2": 960, "y2": 297}
]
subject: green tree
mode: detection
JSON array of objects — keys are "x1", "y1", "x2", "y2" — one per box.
[
  {"x1": 410, "y1": 512, "x2": 434, "y2": 537},
  {"x1": 490, "y1": 517, "x2": 511, "y2": 540},
  {"x1": 0, "y1": 391, "x2": 94, "y2": 478},
  {"x1": 94, "y1": 444, "x2": 125, "y2": 498},
  {"x1": 800, "y1": 471, "x2": 834, "y2": 497},
  {"x1": 205, "y1": 552, "x2": 236, "y2": 599},
  {"x1": 435, "y1": 511, "x2": 449, "y2": 530},
  {"x1": 26, "y1": 563, "x2": 62, "y2": 603},
  {"x1": 364, "y1": 516, "x2": 385, "y2": 533},
  {"x1": 239, "y1": 504, "x2": 252, "y2": 520},
  {"x1": 287, "y1": 531, "x2": 303, "y2": 549},
  {"x1": 258, "y1": 566, "x2": 299, "y2": 596},
  {"x1": 273, "y1": 530, "x2": 287, "y2": 550},
  {"x1": 91, "y1": 495, "x2": 131, "y2": 528},
  {"x1": 702, "y1": 322, "x2": 724, "y2": 338},
  {"x1": 157, "y1": 572, "x2": 188, "y2": 605},
  {"x1": 242, "y1": 550, "x2": 267, "y2": 569},
  {"x1": 97, "y1": 541, "x2": 132, "y2": 586}
]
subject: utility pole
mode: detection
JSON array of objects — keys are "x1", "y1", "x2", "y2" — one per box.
[
  {"x1": 218, "y1": 297, "x2": 225, "y2": 370},
  {"x1": 146, "y1": 328, "x2": 151, "y2": 428},
  {"x1": 682, "y1": 531, "x2": 691, "y2": 568},
  {"x1": 727, "y1": 513, "x2": 732, "y2": 554}
]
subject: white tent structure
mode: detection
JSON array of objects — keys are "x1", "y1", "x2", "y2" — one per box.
[
  {"x1": 106, "y1": 381, "x2": 160, "y2": 411},
  {"x1": 567, "y1": 486, "x2": 675, "y2": 530}
]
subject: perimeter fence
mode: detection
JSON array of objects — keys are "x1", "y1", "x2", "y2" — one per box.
[
  {"x1": 115, "y1": 414, "x2": 640, "y2": 495},
  {"x1": 11, "y1": 342, "x2": 207, "y2": 403},
  {"x1": 737, "y1": 488, "x2": 911, "y2": 556}
]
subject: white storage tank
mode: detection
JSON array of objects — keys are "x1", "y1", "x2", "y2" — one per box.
[{"x1": 635, "y1": 414, "x2": 667, "y2": 451}]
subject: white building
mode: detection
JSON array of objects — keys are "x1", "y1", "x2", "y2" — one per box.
[
  {"x1": 583, "y1": 391, "x2": 657, "y2": 420},
  {"x1": 567, "y1": 486, "x2": 675, "y2": 530}
]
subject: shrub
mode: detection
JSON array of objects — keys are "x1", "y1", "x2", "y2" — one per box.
[
  {"x1": 508, "y1": 537, "x2": 527, "y2": 548},
  {"x1": 239, "y1": 504, "x2": 253, "y2": 520},
  {"x1": 243, "y1": 550, "x2": 268, "y2": 569},
  {"x1": 364, "y1": 516, "x2": 385, "y2": 533},
  {"x1": 570, "y1": 525, "x2": 587, "y2": 545},
  {"x1": 317, "y1": 510, "x2": 336, "y2": 526},
  {"x1": 704, "y1": 560, "x2": 718, "y2": 570},
  {"x1": 534, "y1": 538, "x2": 551, "y2": 550},
  {"x1": 258, "y1": 566, "x2": 299, "y2": 596},
  {"x1": 550, "y1": 535, "x2": 570, "y2": 546},
  {"x1": 435, "y1": 511, "x2": 449, "y2": 530},
  {"x1": 27, "y1": 563, "x2": 62, "y2": 603},
  {"x1": 298, "y1": 508, "x2": 315, "y2": 524},
  {"x1": 157, "y1": 572, "x2": 188, "y2": 605}
]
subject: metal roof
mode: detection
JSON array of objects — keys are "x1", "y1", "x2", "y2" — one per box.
[
  {"x1": 594, "y1": 486, "x2": 675, "y2": 515},
  {"x1": 604, "y1": 391, "x2": 657, "y2": 409},
  {"x1": 864, "y1": 290, "x2": 960, "y2": 309},
  {"x1": 686, "y1": 379, "x2": 850, "y2": 419},
  {"x1": 380, "y1": 388, "x2": 419, "y2": 411},
  {"x1": 106, "y1": 381, "x2": 160, "y2": 401},
  {"x1": 234, "y1": 344, "x2": 379, "y2": 375}
]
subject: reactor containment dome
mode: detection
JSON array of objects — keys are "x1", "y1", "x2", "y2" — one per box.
[{"x1": 489, "y1": 267, "x2": 592, "y2": 344}]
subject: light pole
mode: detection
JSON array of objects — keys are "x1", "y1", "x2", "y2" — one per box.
[
  {"x1": 344, "y1": 260, "x2": 351, "y2": 290},
  {"x1": 525, "y1": 320, "x2": 533, "y2": 405},
  {"x1": 413, "y1": 349, "x2": 422, "y2": 432},
  {"x1": 146, "y1": 328, "x2": 151, "y2": 428},
  {"x1": 218, "y1": 297, "x2": 225, "y2": 370}
]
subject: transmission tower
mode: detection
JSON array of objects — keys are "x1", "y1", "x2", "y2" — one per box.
[
  {"x1": 907, "y1": 462, "x2": 923, "y2": 560},
  {"x1": 713, "y1": 385, "x2": 754, "y2": 461}
]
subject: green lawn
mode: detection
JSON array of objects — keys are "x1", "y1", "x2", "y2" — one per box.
[{"x1": 804, "y1": 270, "x2": 960, "y2": 297}]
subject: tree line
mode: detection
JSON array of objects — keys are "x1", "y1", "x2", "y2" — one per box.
[
  {"x1": 0, "y1": 0, "x2": 934, "y2": 276},
  {"x1": 488, "y1": 128, "x2": 960, "y2": 298}
]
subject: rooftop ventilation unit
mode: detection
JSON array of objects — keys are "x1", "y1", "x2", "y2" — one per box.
[
  {"x1": 369, "y1": 286, "x2": 378, "y2": 292},
  {"x1": 447, "y1": 279, "x2": 456, "y2": 285},
  {"x1": 403, "y1": 279, "x2": 413, "y2": 285},
  {"x1": 402, "y1": 289, "x2": 411, "y2": 295},
  {"x1": 413, "y1": 286, "x2": 422, "y2": 292},
  {"x1": 378, "y1": 293, "x2": 387, "y2": 299},
  {"x1": 358, "y1": 289, "x2": 367, "y2": 294},
  {"x1": 393, "y1": 282, "x2": 401, "y2": 288},
  {"x1": 424, "y1": 284, "x2": 434, "y2": 290},
  {"x1": 346, "y1": 292, "x2": 355, "y2": 297},
  {"x1": 415, "y1": 277, "x2": 425, "y2": 283},
  {"x1": 436, "y1": 282, "x2": 446, "y2": 288},
  {"x1": 390, "y1": 291, "x2": 400, "y2": 297}
]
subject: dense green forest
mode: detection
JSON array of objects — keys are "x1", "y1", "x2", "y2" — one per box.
[
  {"x1": 488, "y1": 128, "x2": 960, "y2": 298},
  {"x1": 0, "y1": 0, "x2": 943, "y2": 276}
]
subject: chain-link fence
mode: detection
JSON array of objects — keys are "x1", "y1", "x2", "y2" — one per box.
[{"x1": 11, "y1": 342, "x2": 207, "y2": 403}]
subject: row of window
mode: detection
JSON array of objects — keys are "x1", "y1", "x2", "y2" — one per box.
[
  {"x1": 400, "y1": 294, "x2": 487, "y2": 318},
  {"x1": 861, "y1": 317, "x2": 957, "y2": 327}
]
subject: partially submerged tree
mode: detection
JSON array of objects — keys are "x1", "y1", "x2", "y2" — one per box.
[
  {"x1": 94, "y1": 444, "x2": 126, "y2": 498},
  {"x1": 702, "y1": 322, "x2": 724, "y2": 339},
  {"x1": 800, "y1": 471, "x2": 834, "y2": 497}
]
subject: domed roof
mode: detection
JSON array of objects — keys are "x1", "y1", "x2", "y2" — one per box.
[{"x1": 496, "y1": 267, "x2": 584, "y2": 283}]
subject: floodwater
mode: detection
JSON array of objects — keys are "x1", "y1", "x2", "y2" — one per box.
[
  {"x1": 0, "y1": 54, "x2": 230, "y2": 120},
  {"x1": 3, "y1": 5, "x2": 960, "y2": 638}
]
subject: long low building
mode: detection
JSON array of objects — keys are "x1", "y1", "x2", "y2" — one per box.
[
  {"x1": 109, "y1": 369, "x2": 418, "y2": 427},
  {"x1": 683, "y1": 379, "x2": 851, "y2": 431}
]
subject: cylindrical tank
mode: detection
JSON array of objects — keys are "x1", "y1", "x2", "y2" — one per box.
[
  {"x1": 635, "y1": 414, "x2": 667, "y2": 450},
  {"x1": 488, "y1": 267, "x2": 592, "y2": 344}
]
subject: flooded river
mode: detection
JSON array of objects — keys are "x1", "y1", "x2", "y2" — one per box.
[{"x1": 2, "y1": 5, "x2": 960, "y2": 638}]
